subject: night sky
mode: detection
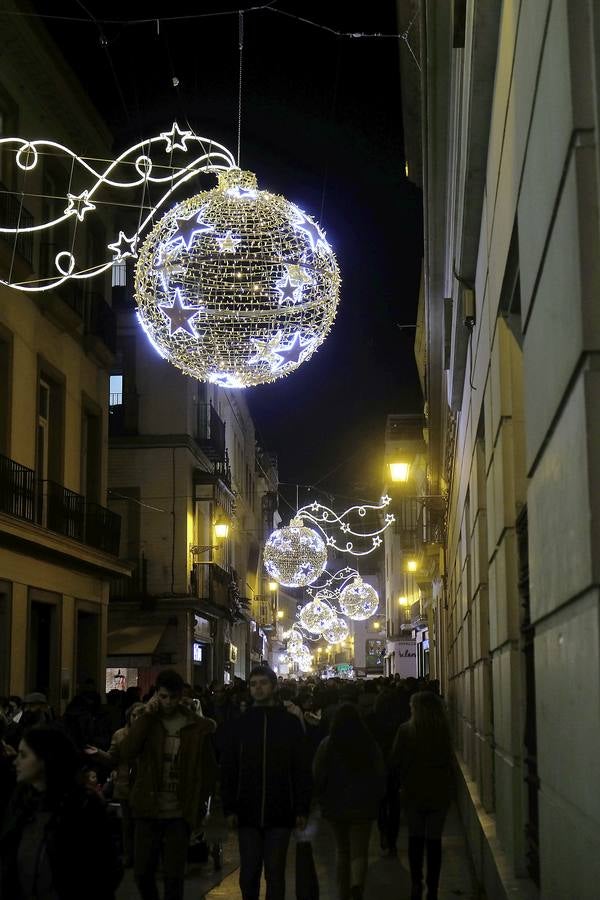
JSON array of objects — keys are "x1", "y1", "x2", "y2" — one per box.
[{"x1": 33, "y1": 0, "x2": 423, "y2": 508}]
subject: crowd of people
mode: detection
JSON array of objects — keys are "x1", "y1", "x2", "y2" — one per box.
[{"x1": 0, "y1": 670, "x2": 453, "y2": 900}]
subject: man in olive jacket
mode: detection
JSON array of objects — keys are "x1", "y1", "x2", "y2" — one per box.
[{"x1": 120, "y1": 669, "x2": 217, "y2": 900}]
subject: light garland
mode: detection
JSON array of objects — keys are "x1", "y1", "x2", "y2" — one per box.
[
  {"x1": 322, "y1": 616, "x2": 350, "y2": 645},
  {"x1": 264, "y1": 517, "x2": 328, "y2": 587},
  {"x1": 0, "y1": 125, "x2": 235, "y2": 292},
  {"x1": 298, "y1": 598, "x2": 337, "y2": 635},
  {"x1": 338, "y1": 577, "x2": 379, "y2": 620},
  {"x1": 134, "y1": 167, "x2": 340, "y2": 387},
  {"x1": 296, "y1": 496, "x2": 395, "y2": 557}
]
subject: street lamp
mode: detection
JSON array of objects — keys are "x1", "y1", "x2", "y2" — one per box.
[
  {"x1": 268, "y1": 581, "x2": 278, "y2": 592},
  {"x1": 398, "y1": 596, "x2": 409, "y2": 606},
  {"x1": 214, "y1": 519, "x2": 230, "y2": 539},
  {"x1": 277, "y1": 610, "x2": 285, "y2": 620},
  {"x1": 406, "y1": 559, "x2": 418, "y2": 572},
  {"x1": 389, "y1": 461, "x2": 411, "y2": 483}
]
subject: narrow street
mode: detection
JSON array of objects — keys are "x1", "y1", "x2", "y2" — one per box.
[{"x1": 116, "y1": 805, "x2": 480, "y2": 899}]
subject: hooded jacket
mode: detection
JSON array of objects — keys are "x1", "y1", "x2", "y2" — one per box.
[
  {"x1": 120, "y1": 705, "x2": 217, "y2": 830},
  {"x1": 220, "y1": 705, "x2": 311, "y2": 828}
]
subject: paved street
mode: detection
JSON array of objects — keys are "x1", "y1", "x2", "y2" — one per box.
[{"x1": 117, "y1": 805, "x2": 481, "y2": 899}]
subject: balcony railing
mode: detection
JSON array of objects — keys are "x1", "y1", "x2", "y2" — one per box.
[
  {"x1": 0, "y1": 453, "x2": 121, "y2": 555},
  {"x1": 196, "y1": 402, "x2": 226, "y2": 462}
]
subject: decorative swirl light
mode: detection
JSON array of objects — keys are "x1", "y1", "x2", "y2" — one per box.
[
  {"x1": 0, "y1": 124, "x2": 235, "y2": 292},
  {"x1": 296, "y1": 496, "x2": 395, "y2": 557},
  {"x1": 264, "y1": 517, "x2": 328, "y2": 587},
  {"x1": 322, "y1": 616, "x2": 350, "y2": 645},
  {"x1": 134, "y1": 167, "x2": 340, "y2": 386},
  {"x1": 338, "y1": 577, "x2": 379, "y2": 620},
  {"x1": 298, "y1": 598, "x2": 337, "y2": 635}
]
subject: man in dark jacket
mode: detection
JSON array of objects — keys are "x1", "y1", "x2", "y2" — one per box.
[
  {"x1": 118, "y1": 669, "x2": 217, "y2": 900},
  {"x1": 220, "y1": 665, "x2": 311, "y2": 900}
]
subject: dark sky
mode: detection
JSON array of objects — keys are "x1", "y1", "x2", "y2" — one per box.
[{"x1": 34, "y1": 0, "x2": 423, "y2": 506}]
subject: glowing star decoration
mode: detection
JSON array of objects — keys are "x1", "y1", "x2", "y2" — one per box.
[
  {"x1": 109, "y1": 232, "x2": 138, "y2": 261},
  {"x1": 159, "y1": 290, "x2": 203, "y2": 337},
  {"x1": 298, "y1": 599, "x2": 337, "y2": 636},
  {"x1": 263, "y1": 517, "x2": 328, "y2": 587},
  {"x1": 323, "y1": 617, "x2": 350, "y2": 645},
  {"x1": 160, "y1": 122, "x2": 193, "y2": 152},
  {"x1": 64, "y1": 190, "x2": 95, "y2": 222},
  {"x1": 135, "y1": 168, "x2": 340, "y2": 386},
  {"x1": 294, "y1": 496, "x2": 395, "y2": 558},
  {"x1": 338, "y1": 577, "x2": 379, "y2": 621},
  {"x1": 294, "y1": 210, "x2": 326, "y2": 251}
]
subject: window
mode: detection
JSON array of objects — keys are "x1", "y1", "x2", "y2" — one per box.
[
  {"x1": 81, "y1": 403, "x2": 102, "y2": 504},
  {"x1": 0, "y1": 329, "x2": 12, "y2": 456},
  {"x1": 112, "y1": 260, "x2": 127, "y2": 287},
  {"x1": 109, "y1": 374, "x2": 123, "y2": 407}
]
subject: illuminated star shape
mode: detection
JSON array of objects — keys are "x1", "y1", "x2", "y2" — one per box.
[
  {"x1": 108, "y1": 231, "x2": 138, "y2": 260},
  {"x1": 293, "y1": 211, "x2": 326, "y2": 251},
  {"x1": 287, "y1": 264, "x2": 311, "y2": 286},
  {"x1": 276, "y1": 276, "x2": 302, "y2": 306},
  {"x1": 160, "y1": 122, "x2": 193, "y2": 153},
  {"x1": 249, "y1": 332, "x2": 314, "y2": 371},
  {"x1": 297, "y1": 563, "x2": 314, "y2": 578},
  {"x1": 159, "y1": 289, "x2": 203, "y2": 337},
  {"x1": 380, "y1": 494, "x2": 392, "y2": 506},
  {"x1": 384, "y1": 513, "x2": 395, "y2": 524},
  {"x1": 340, "y1": 523, "x2": 351, "y2": 534},
  {"x1": 64, "y1": 190, "x2": 96, "y2": 222},
  {"x1": 154, "y1": 245, "x2": 186, "y2": 290},
  {"x1": 274, "y1": 333, "x2": 313, "y2": 367},
  {"x1": 372, "y1": 536, "x2": 383, "y2": 548},
  {"x1": 208, "y1": 372, "x2": 245, "y2": 389},
  {"x1": 226, "y1": 186, "x2": 258, "y2": 200},
  {"x1": 170, "y1": 212, "x2": 214, "y2": 250},
  {"x1": 326, "y1": 536, "x2": 336, "y2": 547},
  {"x1": 310, "y1": 502, "x2": 320, "y2": 512},
  {"x1": 215, "y1": 230, "x2": 241, "y2": 253}
]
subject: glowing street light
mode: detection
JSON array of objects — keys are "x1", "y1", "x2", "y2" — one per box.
[
  {"x1": 406, "y1": 559, "x2": 418, "y2": 573},
  {"x1": 214, "y1": 519, "x2": 230, "y2": 539},
  {"x1": 389, "y1": 461, "x2": 411, "y2": 483},
  {"x1": 268, "y1": 581, "x2": 279, "y2": 592}
]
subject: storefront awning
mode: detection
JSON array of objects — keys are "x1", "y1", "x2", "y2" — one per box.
[{"x1": 107, "y1": 625, "x2": 166, "y2": 656}]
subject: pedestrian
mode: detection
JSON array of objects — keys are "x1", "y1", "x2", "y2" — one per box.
[
  {"x1": 119, "y1": 669, "x2": 217, "y2": 900},
  {"x1": 0, "y1": 724, "x2": 122, "y2": 899},
  {"x1": 312, "y1": 703, "x2": 385, "y2": 900},
  {"x1": 390, "y1": 691, "x2": 454, "y2": 900},
  {"x1": 4, "y1": 693, "x2": 52, "y2": 750},
  {"x1": 220, "y1": 665, "x2": 311, "y2": 900}
]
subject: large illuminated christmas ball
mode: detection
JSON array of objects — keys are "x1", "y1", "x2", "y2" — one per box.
[
  {"x1": 134, "y1": 168, "x2": 340, "y2": 388},
  {"x1": 264, "y1": 517, "x2": 328, "y2": 587},
  {"x1": 298, "y1": 598, "x2": 337, "y2": 635},
  {"x1": 338, "y1": 577, "x2": 379, "y2": 620},
  {"x1": 323, "y1": 616, "x2": 350, "y2": 645}
]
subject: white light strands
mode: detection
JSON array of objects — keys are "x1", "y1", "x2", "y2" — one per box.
[
  {"x1": 0, "y1": 126, "x2": 236, "y2": 293},
  {"x1": 322, "y1": 616, "x2": 350, "y2": 645},
  {"x1": 298, "y1": 598, "x2": 337, "y2": 636},
  {"x1": 264, "y1": 517, "x2": 328, "y2": 587},
  {"x1": 338, "y1": 577, "x2": 379, "y2": 621},
  {"x1": 295, "y1": 496, "x2": 395, "y2": 557},
  {"x1": 134, "y1": 167, "x2": 340, "y2": 386}
]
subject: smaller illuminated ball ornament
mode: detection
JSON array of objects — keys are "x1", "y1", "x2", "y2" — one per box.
[
  {"x1": 338, "y1": 577, "x2": 379, "y2": 621},
  {"x1": 323, "y1": 616, "x2": 350, "y2": 645},
  {"x1": 264, "y1": 517, "x2": 328, "y2": 587},
  {"x1": 298, "y1": 599, "x2": 337, "y2": 635},
  {"x1": 134, "y1": 168, "x2": 340, "y2": 387}
]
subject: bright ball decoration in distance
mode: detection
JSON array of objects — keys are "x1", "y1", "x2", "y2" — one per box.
[
  {"x1": 338, "y1": 577, "x2": 379, "y2": 621},
  {"x1": 323, "y1": 616, "x2": 350, "y2": 645},
  {"x1": 264, "y1": 517, "x2": 328, "y2": 587},
  {"x1": 298, "y1": 598, "x2": 337, "y2": 635},
  {"x1": 134, "y1": 168, "x2": 340, "y2": 388}
]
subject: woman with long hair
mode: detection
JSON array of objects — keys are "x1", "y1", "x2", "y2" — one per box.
[
  {"x1": 0, "y1": 724, "x2": 122, "y2": 899},
  {"x1": 313, "y1": 703, "x2": 386, "y2": 900},
  {"x1": 391, "y1": 690, "x2": 453, "y2": 900}
]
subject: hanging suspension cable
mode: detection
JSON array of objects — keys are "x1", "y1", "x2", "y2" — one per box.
[{"x1": 237, "y1": 11, "x2": 244, "y2": 167}]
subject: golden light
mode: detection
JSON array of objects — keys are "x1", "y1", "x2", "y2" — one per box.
[
  {"x1": 389, "y1": 461, "x2": 410, "y2": 483},
  {"x1": 399, "y1": 596, "x2": 409, "y2": 606},
  {"x1": 373, "y1": 621, "x2": 380, "y2": 629},
  {"x1": 406, "y1": 559, "x2": 418, "y2": 572},
  {"x1": 268, "y1": 581, "x2": 278, "y2": 592},
  {"x1": 277, "y1": 610, "x2": 285, "y2": 620},
  {"x1": 214, "y1": 520, "x2": 230, "y2": 539}
]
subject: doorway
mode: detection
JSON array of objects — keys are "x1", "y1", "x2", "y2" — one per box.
[
  {"x1": 28, "y1": 595, "x2": 59, "y2": 703},
  {"x1": 76, "y1": 608, "x2": 100, "y2": 693}
]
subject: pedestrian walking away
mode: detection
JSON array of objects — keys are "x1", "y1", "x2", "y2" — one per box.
[
  {"x1": 312, "y1": 703, "x2": 386, "y2": 900},
  {"x1": 119, "y1": 669, "x2": 218, "y2": 900},
  {"x1": 220, "y1": 665, "x2": 312, "y2": 900},
  {"x1": 390, "y1": 691, "x2": 454, "y2": 900}
]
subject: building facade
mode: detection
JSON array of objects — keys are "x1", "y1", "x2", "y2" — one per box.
[
  {"x1": 408, "y1": 0, "x2": 600, "y2": 897},
  {"x1": 107, "y1": 290, "x2": 278, "y2": 691},
  {"x1": 0, "y1": 6, "x2": 127, "y2": 711}
]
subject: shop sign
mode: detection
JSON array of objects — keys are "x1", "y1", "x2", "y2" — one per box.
[{"x1": 229, "y1": 643, "x2": 238, "y2": 663}]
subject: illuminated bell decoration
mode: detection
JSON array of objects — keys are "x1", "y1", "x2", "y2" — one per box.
[
  {"x1": 338, "y1": 577, "x2": 379, "y2": 621},
  {"x1": 134, "y1": 168, "x2": 340, "y2": 387},
  {"x1": 323, "y1": 616, "x2": 350, "y2": 645},
  {"x1": 264, "y1": 517, "x2": 328, "y2": 587},
  {"x1": 298, "y1": 598, "x2": 337, "y2": 635}
]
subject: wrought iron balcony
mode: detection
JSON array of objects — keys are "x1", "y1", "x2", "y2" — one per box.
[
  {"x1": 196, "y1": 402, "x2": 226, "y2": 462},
  {"x1": 0, "y1": 453, "x2": 121, "y2": 555}
]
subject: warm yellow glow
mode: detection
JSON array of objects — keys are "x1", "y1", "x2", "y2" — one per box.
[
  {"x1": 277, "y1": 610, "x2": 284, "y2": 619},
  {"x1": 399, "y1": 596, "x2": 409, "y2": 606},
  {"x1": 389, "y1": 461, "x2": 410, "y2": 482},
  {"x1": 268, "y1": 581, "x2": 278, "y2": 592},
  {"x1": 405, "y1": 161, "x2": 409, "y2": 177},
  {"x1": 373, "y1": 621, "x2": 380, "y2": 629},
  {"x1": 214, "y1": 520, "x2": 229, "y2": 539},
  {"x1": 406, "y1": 559, "x2": 418, "y2": 572}
]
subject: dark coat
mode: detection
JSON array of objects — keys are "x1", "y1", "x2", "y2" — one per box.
[
  {"x1": 119, "y1": 707, "x2": 217, "y2": 830},
  {"x1": 0, "y1": 784, "x2": 122, "y2": 900},
  {"x1": 312, "y1": 736, "x2": 386, "y2": 822},
  {"x1": 220, "y1": 706, "x2": 311, "y2": 828},
  {"x1": 390, "y1": 721, "x2": 454, "y2": 810}
]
